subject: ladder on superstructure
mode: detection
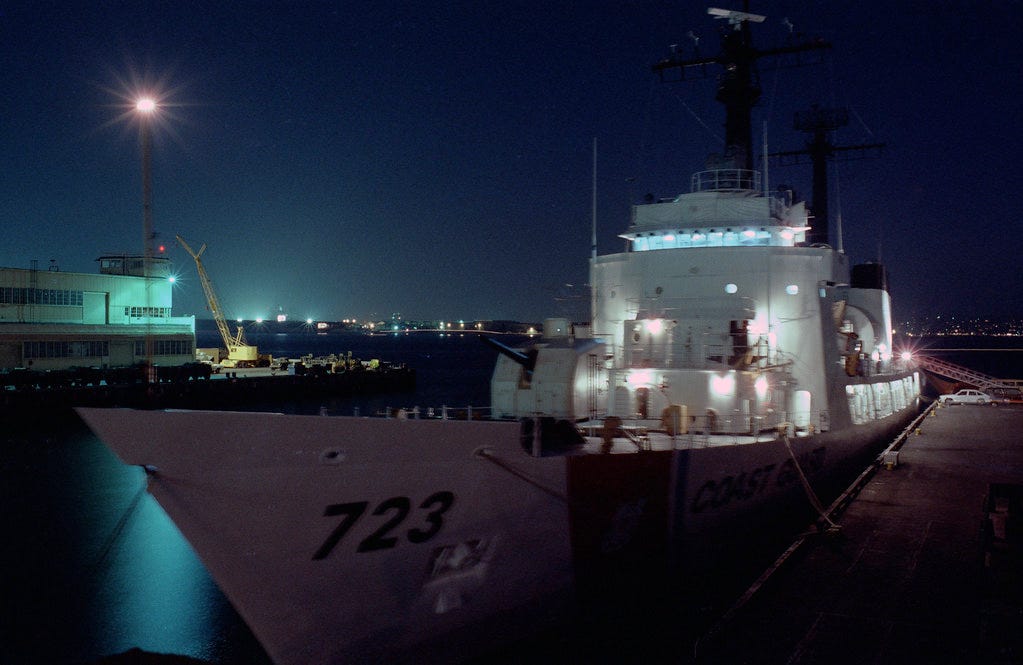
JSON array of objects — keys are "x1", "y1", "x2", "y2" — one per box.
[{"x1": 916, "y1": 356, "x2": 1020, "y2": 391}]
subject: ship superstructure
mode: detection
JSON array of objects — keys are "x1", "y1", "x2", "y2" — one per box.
[{"x1": 491, "y1": 7, "x2": 914, "y2": 440}]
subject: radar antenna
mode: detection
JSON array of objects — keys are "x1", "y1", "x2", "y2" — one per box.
[
  {"x1": 652, "y1": 5, "x2": 830, "y2": 171},
  {"x1": 708, "y1": 7, "x2": 766, "y2": 28}
]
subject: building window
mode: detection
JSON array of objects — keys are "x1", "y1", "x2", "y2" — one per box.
[
  {"x1": 1, "y1": 287, "x2": 83, "y2": 306},
  {"x1": 124, "y1": 306, "x2": 171, "y2": 318},
  {"x1": 23, "y1": 340, "x2": 109, "y2": 359},
  {"x1": 134, "y1": 339, "x2": 193, "y2": 356}
]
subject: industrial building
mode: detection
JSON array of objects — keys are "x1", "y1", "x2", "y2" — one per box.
[{"x1": 0, "y1": 256, "x2": 194, "y2": 371}]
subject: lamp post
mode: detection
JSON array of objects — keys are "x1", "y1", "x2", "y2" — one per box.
[
  {"x1": 136, "y1": 98, "x2": 157, "y2": 380},
  {"x1": 136, "y1": 97, "x2": 156, "y2": 273}
]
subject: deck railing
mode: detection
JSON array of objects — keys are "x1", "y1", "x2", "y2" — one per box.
[{"x1": 690, "y1": 168, "x2": 761, "y2": 192}]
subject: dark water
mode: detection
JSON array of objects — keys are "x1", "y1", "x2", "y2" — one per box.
[{"x1": 2, "y1": 332, "x2": 1020, "y2": 664}]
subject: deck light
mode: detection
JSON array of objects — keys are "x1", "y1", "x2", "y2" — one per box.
[
  {"x1": 711, "y1": 373, "x2": 736, "y2": 396},
  {"x1": 748, "y1": 318, "x2": 768, "y2": 336},
  {"x1": 626, "y1": 369, "x2": 655, "y2": 387},
  {"x1": 754, "y1": 375, "x2": 769, "y2": 399}
]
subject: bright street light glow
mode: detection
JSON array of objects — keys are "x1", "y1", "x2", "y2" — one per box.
[{"x1": 136, "y1": 98, "x2": 157, "y2": 113}]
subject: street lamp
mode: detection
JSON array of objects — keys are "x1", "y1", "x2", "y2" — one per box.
[
  {"x1": 136, "y1": 97, "x2": 157, "y2": 274},
  {"x1": 135, "y1": 97, "x2": 157, "y2": 379}
]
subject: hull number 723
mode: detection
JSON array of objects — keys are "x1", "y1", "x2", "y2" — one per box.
[{"x1": 313, "y1": 491, "x2": 455, "y2": 560}]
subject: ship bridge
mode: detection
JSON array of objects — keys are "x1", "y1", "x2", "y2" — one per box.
[{"x1": 622, "y1": 168, "x2": 809, "y2": 251}]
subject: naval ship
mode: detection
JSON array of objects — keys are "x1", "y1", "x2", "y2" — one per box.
[{"x1": 78, "y1": 8, "x2": 920, "y2": 664}]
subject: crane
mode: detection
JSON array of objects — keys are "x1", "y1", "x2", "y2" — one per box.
[{"x1": 176, "y1": 235, "x2": 260, "y2": 368}]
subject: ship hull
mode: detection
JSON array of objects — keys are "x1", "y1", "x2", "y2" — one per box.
[{"x1": 77, "y1": 402, "x2": 916, "y2": 663}]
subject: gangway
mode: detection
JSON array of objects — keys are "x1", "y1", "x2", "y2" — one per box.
[{"x1": 916, "y1": 355, "x2": 1020, "y2": 392}]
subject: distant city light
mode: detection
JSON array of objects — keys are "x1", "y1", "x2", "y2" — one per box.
[
  {"x1": 136, "y1": 97, "x2": 157, "y2": 113},
  {"x1": 306, "y1": 318, "x2": 313, "y2": 325}
]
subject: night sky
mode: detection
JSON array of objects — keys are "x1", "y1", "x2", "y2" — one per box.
[{"x1": 2, "y1": 1, "x2": 1020, "y2": 324}]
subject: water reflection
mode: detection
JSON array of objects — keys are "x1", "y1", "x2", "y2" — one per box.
[{"x1": 0, "y1": 417, "x2": 269, "y2": 664}]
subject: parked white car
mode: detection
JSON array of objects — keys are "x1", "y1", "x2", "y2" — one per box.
[{"x1": 939, "y1": 389, "x2": 993, "y2": 405}]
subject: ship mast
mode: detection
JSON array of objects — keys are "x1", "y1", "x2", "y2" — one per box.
[
  {"x1": 652, "y1": 6, "x2": 830, "y2": 172},
  {"x1": 769, "y1": 105, "x2": 885, "y2": 248}
]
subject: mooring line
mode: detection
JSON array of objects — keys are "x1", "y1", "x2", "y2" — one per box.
[
  {"x1": 474, "y1": 448, "x2": 570, "y2": 505},
  {"x1": 781, "y1": 430, "x2": 838, "y2": 530}
]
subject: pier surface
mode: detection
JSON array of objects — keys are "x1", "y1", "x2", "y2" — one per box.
[{"x1": 697, "y1": 403, "x2": 1023, "y2": 664}]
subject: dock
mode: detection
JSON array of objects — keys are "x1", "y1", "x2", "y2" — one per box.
[
  {"x1": 0, "y1": 363, "x2": 415, "y2": 413},
  {"x1": 696, "y1": 403, "x2": 1023, "y2": 664}
]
